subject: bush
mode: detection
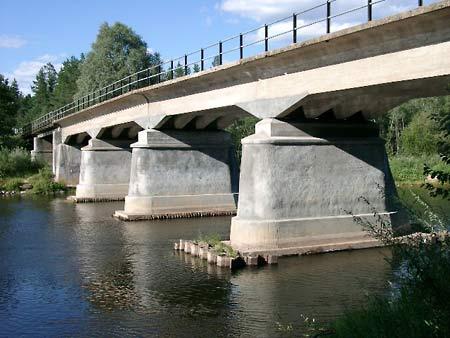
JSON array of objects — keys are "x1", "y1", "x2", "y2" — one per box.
[
  {"x1": 29, "y1": 168, "x2": 66, "y2": 194},
  {"x1": 0, "y1": 147, "x2": 44, "y2": 179}
]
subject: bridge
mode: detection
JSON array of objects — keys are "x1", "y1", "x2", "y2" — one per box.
[{"x1": 28, "y1": 1, "x2": 450, "y2": 255}]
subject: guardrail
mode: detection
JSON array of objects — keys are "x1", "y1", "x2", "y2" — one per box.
[{"x1": 23, "y1": 0, "x2": 427, "y2": 136}]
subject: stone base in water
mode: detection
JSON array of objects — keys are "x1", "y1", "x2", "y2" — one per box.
[
  {"x1": 113, "y1": 209, "x2": 236, "y2": 221},
  {"x1": 67, "y1": 195, "x2": 125, "y2": 203},
  {"x1": 174, "y1": 239, "x2": 277, "y2": 270}
]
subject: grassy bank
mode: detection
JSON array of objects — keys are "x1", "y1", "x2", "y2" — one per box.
[
  {"x1": 389, "y1": 154, "x2": 448, "y2": 184},
  {"x1": 0, "y1": 148, "x2": 67, "y2": 195}
]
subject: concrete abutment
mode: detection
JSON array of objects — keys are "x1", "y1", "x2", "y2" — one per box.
[
  {"x1": 230, "y1": 118, "x2": 400, "y2": 255},
  {"x1": 114, "y1": 129, "x2": 239, "y2": 220}
]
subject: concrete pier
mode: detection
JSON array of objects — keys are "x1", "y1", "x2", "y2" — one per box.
[
  {"x1": 74, "y1": 138, "x2": 132, "y2": 201},
  {"x1": 114, "y1": 129, "x2": 238, "y2": 220},
  {"x1": 230, "y1": 118, "x2": 398, "y2": 255},
  {"x1": 31, "y1": 136, "x2": 53, "y2": 166},
  {"x1": 54, "y1": 144, "x2": 82, "y2": 186}
]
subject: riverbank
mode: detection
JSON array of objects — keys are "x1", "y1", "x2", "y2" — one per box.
[
  {"x1": 0, "y1": 168, "x2": 68, "y2": 196},
  {"x1": 389, "y1": 154, "x2": 448, "y2": 184}
]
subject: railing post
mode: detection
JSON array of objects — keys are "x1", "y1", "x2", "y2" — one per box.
[
  {"x1": 326, "y1": 0, "x2": 331, "y2": 34},
  {"x1": 157, "y1": 65, "x2": 161, "y2": 83},
  {"x1": 170, "y1": 60, "x2": 174, "y2": 79},
  {"x1": 264, "y1": 24, "x2": 269, "y2": 52},
  {"x1": 368, "y1": 0, "x2": 373, "y2": 21},
  {"x1": 418, "y1": 0, "x2": 423, "y2": 6},
  {"x1": 293, "y1": 13, "x2": 297, "y2": 43},
  {"x1": 219, "y1": 41, "x2": 223, "y2": 65},
  {"x1": 184, "y1": 54, "x2": 188, "y2": 75},
  {"x1": 128, "y1": 76, "x2": 131, "y2": 92},
  {"x1": 239, "y1": 33, "x2": 244, "y2": 59},
  {"x1": 201, "y1": 49, "x2": 205, "y2": 71}
]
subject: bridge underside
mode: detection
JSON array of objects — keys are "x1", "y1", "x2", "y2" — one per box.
[{"x1": 30, "y1": 2, "x2": 450, "y2": 255}]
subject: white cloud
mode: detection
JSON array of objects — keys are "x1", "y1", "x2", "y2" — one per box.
[
  {"x1": 219, "y1": 0, "x2": 421, "y2": 23},
  {"x1": 6, "y1": 54, "x2": 64, "y2": 95},
  {"x1": 0, "y1": 34, "x2": 27, "y2": 48}
]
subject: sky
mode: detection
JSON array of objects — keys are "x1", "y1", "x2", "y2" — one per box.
[{"x1": 0, "y1": 0, "x2": 436, "y2": 95}]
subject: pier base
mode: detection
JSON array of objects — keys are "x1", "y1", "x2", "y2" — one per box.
[
  {"x1": 230, "y1": 118, "x2": 399, "y2": 255},
  {"x1": 74, "y1": 138, "x2": 132, "y2": 201},
  {"x1": 114, "y1": 129, "x2": 238, "y2": 220},
  {"x1": 31, "y1": 136, "x2": 52, "y2": 166}
]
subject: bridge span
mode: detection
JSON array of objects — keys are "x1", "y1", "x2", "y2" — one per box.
[{"x1": 29, "y1": 1, "x2": 450, "y2": 255}]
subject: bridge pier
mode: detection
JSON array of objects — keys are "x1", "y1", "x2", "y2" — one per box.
[
  {"x1": 54, "y1": 144, "x2": 82, "y2": 187},
  {"x1": 74, "y1": 138, "x2": 132, "y2": 201},
  {"x1": 230, "y1": 118, "x2": 399, "y2": 255},
  {"x1": 114, "y1": 129, "x2": 238, "y2": 220},
  {"x1": 31, "y1": 136, "x2": 53, "y2": 166}
]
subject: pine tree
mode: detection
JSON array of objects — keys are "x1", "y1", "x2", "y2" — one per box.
[
  {"x1": 29, "y1": 63, "x2": 57, "y2": 121},
  {"x1": 52, "y1": 56, "x2": 83, "y2": 109}
]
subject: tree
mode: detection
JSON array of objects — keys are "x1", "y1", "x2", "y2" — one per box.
[
  {"x1": 28, "y1": 63, "x2": 57, "y2": 121},
  {"x1": 75, "y1": 22, "x2": 160, "y2": 97},
  {"x1": 52, "y1": 55, "x2": 83, "y2": 108},
  {"x1": 174, "y1": 61, "x2": 189, "y2": 78},
  {"x1": 193, "y1": 64, "x2": 201, "y2": 73},
  {"x1": 0, "y1": 75, "x2": 20, "y2": 147},
  {"x1": 430, "y1": 96, "x2": 450, "y2": 155}
]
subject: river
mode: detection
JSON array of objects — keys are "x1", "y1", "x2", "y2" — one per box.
[{"x1": 0, "y1": 186, "x2": 447, "y2": 337}]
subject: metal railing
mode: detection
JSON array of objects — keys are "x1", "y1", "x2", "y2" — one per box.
[{"x1": 23, "y1": 0, "x2": 427, "y2": 136}]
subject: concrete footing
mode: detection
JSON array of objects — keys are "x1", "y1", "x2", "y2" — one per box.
[
  {"x1": 73, "y1": 138, "x2": 132, "y2": 201},
  {"x1": 54, "y1": 144, "x2": 82, "y2": 186},
  {"x1": 230, "y1": 118, "x2": 399, "y2": 255},
  {"x1": 115, "y1": 129, "x2": 238, "y2": 220},
  {"x1": 31, "y1": 136, "x2": 52, "y2": 166}
]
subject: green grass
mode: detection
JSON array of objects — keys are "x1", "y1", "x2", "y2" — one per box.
[
  {"x1": 389, "y1": 154, "x2": 448, "y2": 184},
  {"x1": 196, "y1": 233, "x2": 238, "y2": 257}
]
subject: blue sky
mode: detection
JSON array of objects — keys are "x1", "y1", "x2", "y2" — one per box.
[{"x1": 0, "y1": 0, "x2": 433, "y2": 94}]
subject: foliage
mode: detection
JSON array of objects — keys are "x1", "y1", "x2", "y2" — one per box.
[
  {"x1": 0, "y1": 75, "x2": 20, "y2": 147},
  {"x1": 52, "y1": 56, "x2": 83, "y2": 108},
  {"x1": 0, "y1": 148, "x2": 44, "y2": 179},
  {"x1": 423, "y1": 154, "x2": 450, "y2": 200},
  {"x1": 226, "y1": 116, "x2": 259, "y2": 164},
  {"x1": 331, "y1": 184, "x2": 450, "y2": 337},
  {"x1": 389, "y1": 154, "x2": 447, "y2": 183},
  {"x1": 28, "y1": 167, "x2": 66, "y2": 194},
  {"x1": 28, "y1": 63, "x2": 57, "y2": 122},
  {"x1": 430, "y1": 96, "x2": 450, "y2": 155},
  {"x1": 75, "y1": 22, "x2": 161, "y2": 97},
  {"x1": 379, "y1": 96, "x2": 449, "y2": 156},
  {"x1": 399, "y1": 110, "x2": 440, "y2": 156}
]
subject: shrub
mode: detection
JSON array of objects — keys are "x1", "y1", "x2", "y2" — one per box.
[
  {"x1": 0, "y1": 147, "x2": 44, "y2": 178},
  {"x1": 29, "y1": 168, "x2": 66, "y2": 194}
]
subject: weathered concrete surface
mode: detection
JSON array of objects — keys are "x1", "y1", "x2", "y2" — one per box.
[
  {"x1": 31, "y1": 136, "x2": 53, "y2": 166},
  {"x1": 54, "y1": 144, "x2": 82, "y2": 186},
  {"x1": 230, "y1": 118, "x2": 398, "y2": 255},
  {"x1": 114, "y1": 129, "x2": 238, "y2": 220},
  {"x1": 74, "y1": 138, "x2": 132, "y2": 201},
  {"x1": 55, "y1": 2, "x2": 450, "y2": 141}
]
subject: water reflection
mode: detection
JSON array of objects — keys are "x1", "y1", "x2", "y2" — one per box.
[{"x1": 0, "y1": 197, "x2": 392, "y2": 337}]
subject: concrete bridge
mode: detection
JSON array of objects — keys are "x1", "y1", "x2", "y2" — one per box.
[{"x1": 29, "y1": 2, "x2": 450, "y2": 255}]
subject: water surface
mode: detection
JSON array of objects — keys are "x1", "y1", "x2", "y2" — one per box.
[{"x1": 0, "y1": 197, "x2": 393, "y2": 337}]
